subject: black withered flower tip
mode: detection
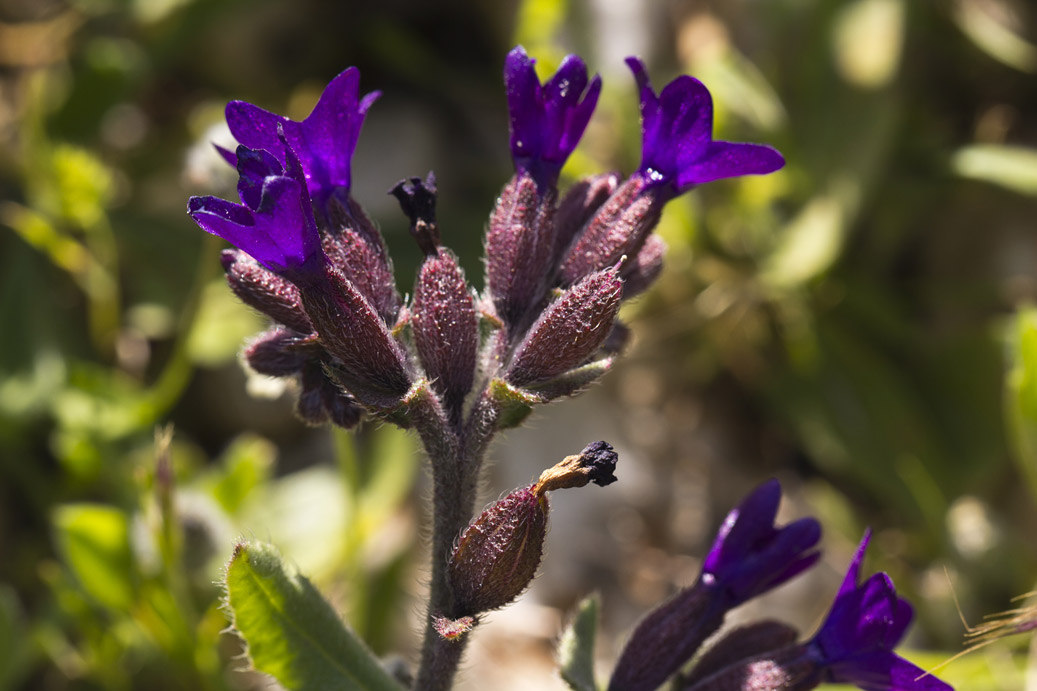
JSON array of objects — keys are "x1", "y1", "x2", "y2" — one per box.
[
  {"x1": 390, "y1": 172, "x2": 439, "y2": 256},
  {"x1": 578, "y1": 440, "x2": 619, "y2": 486}
]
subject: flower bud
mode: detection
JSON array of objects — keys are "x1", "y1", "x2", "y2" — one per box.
[
  {"x1": 506, "y1": 266, "x2": 622, "y2": 387},
  {"x1": 411, "y1": 249, "x2": 478, "y2": 422},
  {"x1": 222, "y1": 250, "x2": 312, "y2": 334},
  {"x1": 446, "y1": 442, "x2": 618, "y2": 619},
  {"x1": 680, "y1": 621, "x2": 800, "y2": 689},
  {"x1": 243, "y1": 328, "x2": 317, "y2": 377},
  {"x1": 485, "y1": 173, "x2": 557, "y2": 329},
  {"x1": 558, "y1": 175, "x2": 663, "y2": 286},
  {"x1": 298, "y1": 264, "x2": 411, "y2": 408},
  {"x1": 621, "y1": 234, "x2": 666, "y2": 300},
  {"x1": 680, "y1": 648, "x2": 815, "y2": 691},
  {"x1": 553, "y1": 172, "x2": 620, "y2": 263},
  {"x1": 296, "y1": 360, "x2": 363, "y2": 429},
  {"x1": 321, "y1": 227, "x2": 401, "y2": 325}
]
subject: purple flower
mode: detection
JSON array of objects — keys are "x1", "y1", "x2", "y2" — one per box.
[
  {"x1": 504, "y1": 46, "x2": 601, "y2": 188},
  {"x1": 189, "y1": 141, "x2": 325, "y2": 283},
  {"x1": 807, "y1": 532, "x2": 953, "y2": 691},
  {"x1": 224, "y1": 67, "x2": 378, "y2": 204},
  {"x1": 626, "y1": 57, "x2": 785, "y2": 198},
  {"x1": 702, "y1": 478, "x2": 822, "y2": 606}
]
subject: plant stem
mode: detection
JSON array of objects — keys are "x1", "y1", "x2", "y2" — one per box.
[{"x1": 412, "y1": 389, "x2": 494, "y2": 690}]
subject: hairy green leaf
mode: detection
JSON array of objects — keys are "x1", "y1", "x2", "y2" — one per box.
[
  {"x1": 224, "y1": 540, "x2": 403, "y2": 691},
  {"x1": 559, "y1": 593, "x2": 599, "y2": 691}
]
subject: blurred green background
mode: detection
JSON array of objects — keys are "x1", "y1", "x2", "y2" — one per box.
[{"x1": 1, "y1": 0, "x2": 1036, "y2": 688}]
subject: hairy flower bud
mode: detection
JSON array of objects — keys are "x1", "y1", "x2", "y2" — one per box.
[
  {"x1": 298, "y1": 264, "x2": 411, "y2": 407},
  {"x1": 558, "y1": 176, "x2": 663, "y2": 286},
  {"x1": 506, "y1": 267, "x2": 622, "y2": 387},
  {"x1": 485, "y1": 173, "x2": 557, "y2": 329},
  {"x1": 680, "y1": 621, "x2": 800, "y2": 689},
  {"x1": 553, "y1": 172, "x2": 620, "y2": 263},
  {"x1": 681, "y1": 648, "x2": 815, "y2": 691},
  {"x1": 412, "y1": 249, "x2": 477, "y2": 422},
  {"x1": 621, "y1": 234, "x2": 666, "y2": 300},
  {"x1": 243, "y1": 328, "x2": 315, "y2": 376},
  {"x1": 222, "y1": 250, "x2": 313, "y2": 334},
  {"x1": 446, "y1": 442, "x2": 618, "y2": 619},
  {"x1": 320, "y1": 226, "x2": 400, "y2": 325}
]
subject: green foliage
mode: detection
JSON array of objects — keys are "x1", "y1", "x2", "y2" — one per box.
[
  {"x1": 224, "y1": 541, "x2": 404, "y2": 691},
  {"x1": 52, "y1": 504, "x2": 135, "y2": 612},
  {"x1": 558, "y1": 593, "x2": 599, "y2": 691}
]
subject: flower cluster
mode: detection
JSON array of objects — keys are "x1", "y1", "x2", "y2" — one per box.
[
  {"x1": 608, "y1": 482, "x2": 953, "y2": 691},
  {"x1": 187, "y1": 46, "x2": 784, "y2": 435}
]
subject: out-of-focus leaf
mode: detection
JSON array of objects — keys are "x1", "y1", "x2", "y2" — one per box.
[
  {"x1": 952, "y1": 145, "x2": 1037, "y2": 196},
  {"x1": 49, "y1": 145, "x2": 112, "y2": 229},
  {"x1": 761, "y1": 180, "x2": 859, "y2": 287},
  {"x1": 952, "y1": 0, "x2": 1037, "y2": 73},
  {"x1": 832, "y1": 0, "x2": 905, "y2": 88},
  {"x1": 224, "y1": 541, "x2": 403, "y2": 691},
  {"x1": 559, "y1": 593, "x2": 599, "y2": 691},
  {"x1": 1006, "y1": 308, "x2": 1037, "y2": 499},
  {"x1": 240, "y1": 466, "x2": 348, "y2": 579},
  {"x1": 186, "y1": 280, "x2": 265, "y2": 367},
  {"x1": 0, "y1": 584, "x2": 27, "y2": 689},
  {"x1": 514, "y1": 0, "x2": 568, "y2": 73},
  {"x1": 204, "y1": 434, "x2": 276, "y2": 515},
  {"x1": 0, "y1": 349, "x2": 66, "y2": 419},
  {"x1": 52, "y1": 504, "x2": 134, "y2": 612}
]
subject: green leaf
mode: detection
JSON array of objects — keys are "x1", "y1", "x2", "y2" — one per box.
[
  {"x1": 206, "y1": 434, "x2": 276, "y2": 515},
  {"x1": 559, "y1": 593, "x2": 599, "y2": 691},
  {"x1": 952, "y1": 144, "x2": 1037, "y2": 197},
  {"x1": 224, "y1": 540, "x2": 403, "y2": 691},
  {"x1": 52, "y1": 504, "x2": 134, "y2": 612},
  {"x1": 1006, "y1": 308, "x2": 1037, "y2": 499},
  {"x1": 488, "y1": 378, "x2": 539, "y2": 430}
]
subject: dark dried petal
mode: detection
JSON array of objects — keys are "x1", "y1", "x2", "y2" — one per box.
[
  {"x1": 390, "y1": 173, "x2": 439, "y2": 256},
  {"x1": 321, "y1": 227, "x2": 401, "y2": 324},
  {"x1": 319, "y1": 375, "x2": 363, "y2": 429},
  {"x1": 506, "y1": 267, "x2": 622, "y2": 387},
  {"x1": 558, "y1": 176, "x2": 664, "y2": 286},
  {"x1": 296, "y1": 361, "x2": 330, "y2": 426},
  {"x1": 577, "y1": 440, "x2": 618, "y2": 486},
  {"x1": 621, "y1": 234, "x2": 666, "y2": 300},
  {"x1": 222, "y1": 250, "x2": 313, "y2": 333},
  {"x1": 411, "y1": 250, "x2": 477, "y2": 422},
  {"x1": 553, "y1": 172, "x2": 620, "y2": 263},
  {"x1": 298, "y1": 264, "x2": 411, "y2": 408},
  {"x1": 485, "y1": 173, "x2": 557, "y2": 329},
  {"x1": 448, "y1": 486, "x2": 548, "y2": 617}
]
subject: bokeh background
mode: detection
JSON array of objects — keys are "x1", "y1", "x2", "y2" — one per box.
[{"x1": 2, "y1": 0, "x2": 1037, "y2": 688}]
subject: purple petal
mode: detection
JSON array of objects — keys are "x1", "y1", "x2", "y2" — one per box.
[
  {"x1": 226, "y1": 100, "x2": 287, "y2": 160},
  {"x1": 827, "y1": 651, "x2": 953, "y2": 691},
  {"x1": 703, "y1": 479, "x2": 781, "y2": 574},
  {"x1": 676, "y1": 140, "x2": 786, "y2": 187},
  {"x1": 236, "y1": 146, "x2": 284, "y2": 209}
]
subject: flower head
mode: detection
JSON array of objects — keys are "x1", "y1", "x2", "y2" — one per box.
[
  {"x1": 225, "y1": 67, "x2": 378, "y2": 204},
  {"x1": 625, "y1": 57, "x2": 785, "y2": 198},
  {"x1": 808, "y1": 532, "x2": 953, "y2": 691},
  {"x1": 189, "y1": 139, "x2": 324, "y2": 282},
  {"x1": 504, "y1": 46, "x2": 601, "y2": 188},
  {"x1": 701, "y1": 479, "x2": 822, "y2": 606}
]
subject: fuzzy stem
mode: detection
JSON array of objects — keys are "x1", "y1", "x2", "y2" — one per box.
[{"x1": 410, "y1": 383, "x2": 489, "y2": 690}]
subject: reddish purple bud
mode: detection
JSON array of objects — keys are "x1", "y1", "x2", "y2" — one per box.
[
  {"x1": 485, "y1": 173, "x2": 557, "y2": 328},
  {"x1": 680, "y1": 648, "x2": 815, "y2": 691},
  {"x1": 621, "y1": 234, "x2": 666, "y2": 300},
  {"x1": 681, "y1": 621, "x2": 800, "y2": 689},
  {"x1": 295, "y1": 360, "x2": 363, "y2": 429},
  {"x1": 321, "y1": 227, "x2": 401, "y2": 325},
  {"x1": 411, "y1": 250, "x2": 478, "y2": 422},
  {"x1": 243, "y1": 328, "x2": 316, "y2": 376},
  {"x1": 447, "y1": 443, "x2": 619, "y2": 617},
  {"x1": 298, "y1": 264, "x2": 411, "y2": 407},
  {"x1": 448, "y1": 485, "x2": 548, "y2": 618},
  {"x1": 506, "y1": 267, "x2": 622, "y2": 387},
  {"x1": 558, "y1": 175, "x2": 664, "y2": 286},
  {"x1": 222, "y1": 250, "x2": 313, "y2": 334},
  {"x1": 553, "y1": 172, "x2": 621, "y2": 263}
]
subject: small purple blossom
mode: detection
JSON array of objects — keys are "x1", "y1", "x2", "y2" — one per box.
[
  {"x1": 807, "y1": 532, "x2": 953, "y2": 691},
  {"x1": 702, "y1": 478, "x2": 822, "y2": 606},
  {"x1": 225, "y1": 66, "x2": 378, "y2": 204},
  {"x1": 189, "y1": 141, "x2": 324, "y2": 282},
  {"x1": 626, "y1": 57, "x2": 785, "y2": 198},
  {"x1": 504, "y1": 46, "x2": 601, "y2": 187}
]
